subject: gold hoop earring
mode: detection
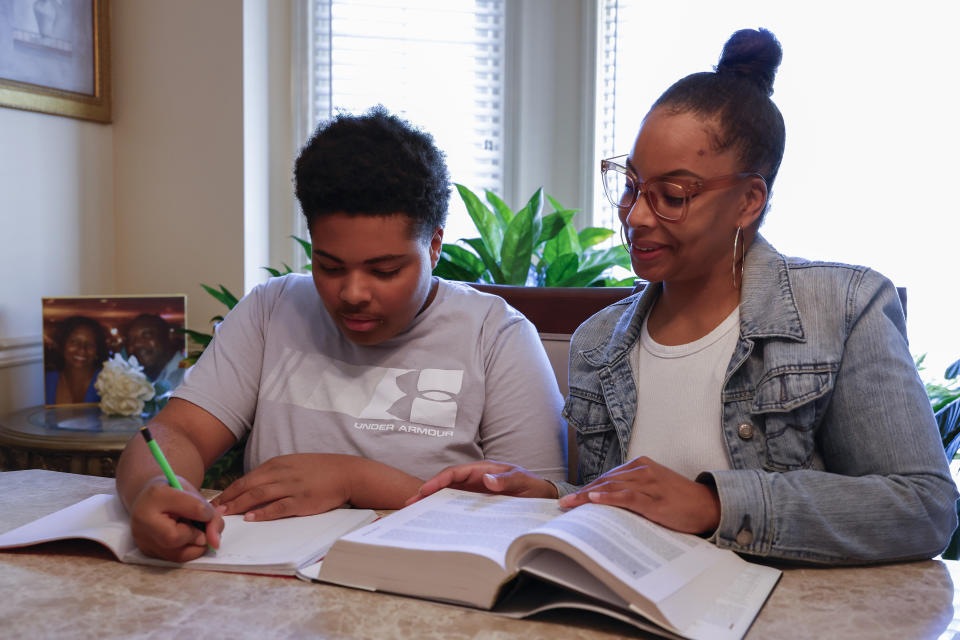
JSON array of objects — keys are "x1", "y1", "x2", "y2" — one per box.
[{"x1": 732, "y1": 226, "x2": 745, "y2": 289}]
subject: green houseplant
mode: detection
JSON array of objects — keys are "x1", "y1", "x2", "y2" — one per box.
[
  {"x1": 434, "y1": 185, "x2": 633, "y2": 287},
  {"x1": 926, "y1": 357, "x2": 960, "y2": 560},
  {"x1": 918, "y1": 355, "x2": 960, "y2": 414}
]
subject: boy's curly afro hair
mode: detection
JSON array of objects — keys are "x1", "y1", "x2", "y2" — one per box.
[{"x1": 294, "y1": 106, "x2": 449, "y2": 240}]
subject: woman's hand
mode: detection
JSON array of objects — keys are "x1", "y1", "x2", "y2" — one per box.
[
  {"x1": 558, "y1": 456, "x2": 721, "y2": 535},
  {"x1": 129, "y1": 476, "x2": 223, "y2": 562},
  {"x1": 211, "y1": 454, "x2": 352, "y2": 521},
  {"x1": 406, "y1": 461, "x2": 557, "y2": 506}
]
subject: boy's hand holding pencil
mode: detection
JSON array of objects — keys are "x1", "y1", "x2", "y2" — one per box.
[{"x1": 129, "y1": 427, "x2": 224, "y2": 562}]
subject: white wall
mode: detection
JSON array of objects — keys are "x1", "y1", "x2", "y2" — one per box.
[
  {"x1": 0, "y1": 103, "x2": 114, "y2": 412},
  {"x1": 112, "y1": 0, "x2": 244, "y2": 335}
]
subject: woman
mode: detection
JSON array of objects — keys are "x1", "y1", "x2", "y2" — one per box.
[
  {"x1": 45, "y1": 316, "x2": 109, "y2": 405},
  {"x1": 410, "y1": 28, "x2": 958, "y2": 564}
]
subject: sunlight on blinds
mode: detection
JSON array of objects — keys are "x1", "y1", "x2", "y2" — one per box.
[
  {"x1": 597, "y1": 0, "x2": 960, "y2": 377},
  {"x1": 310, "y1": 0, "x2": 505, "y2": 244}
]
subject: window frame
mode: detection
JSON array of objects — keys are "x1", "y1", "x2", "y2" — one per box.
[{"x1": 284, "y1": 0, "x2": 606, "y2": 273}]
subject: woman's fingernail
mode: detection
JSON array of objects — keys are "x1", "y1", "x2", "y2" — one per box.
[{"x1": 244, "y1": 512, "x2": 255, "y2": 521}]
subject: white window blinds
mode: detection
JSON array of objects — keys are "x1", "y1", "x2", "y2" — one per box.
[
  {"x1": 594, "y1": 0, "x2": 621, "y2": 232},
  {"x1": 308, "y1": 0, "x2": 506, "y2": 243}
]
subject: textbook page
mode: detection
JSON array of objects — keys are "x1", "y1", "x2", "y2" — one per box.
[
  {"x1": 494, "y1": 570, "x2": 685, "y2": 640},
  {"x1": 515, "y1": 504, "x2": 779, "y2": 640},
  {"x1": 317, "y1": 489, "x2": 566, "y2": 607},
  {"x1": 656, "y1": 546, "x2": 780, "y2": 640},
  {"x1": 336, "y1": 489, "x2": 564, "y2": 567},
  {"x1": 518, "y1": 503, "x2": 723, "y2": 602},
  {"x1": 127, "y1": 507, "x2": 378, "y2": 573}
]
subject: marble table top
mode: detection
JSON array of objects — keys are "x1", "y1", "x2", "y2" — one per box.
[{"x1": 1, "y1": 469, "x2": 958, "y2": 639}]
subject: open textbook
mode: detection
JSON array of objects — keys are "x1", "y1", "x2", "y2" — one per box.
[
  {"x1": 0, "y1": 493, "x2": 376, "y2": 576},
  {"x1": 309, "y1": 489, "x2": 780, "y2": 640}
]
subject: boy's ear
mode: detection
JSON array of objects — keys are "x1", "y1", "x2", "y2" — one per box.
[{"x1": 428, "y1": 227, "x2": 444, "y2": 268}]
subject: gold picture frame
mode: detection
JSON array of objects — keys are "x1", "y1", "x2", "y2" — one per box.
[{"x1": 0, "y1": 0, "x2": 111, "y2": 123}]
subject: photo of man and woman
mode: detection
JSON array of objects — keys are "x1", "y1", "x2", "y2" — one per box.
[{"x1": 42, "y1": 296, "x2": 187, "y2": 406}]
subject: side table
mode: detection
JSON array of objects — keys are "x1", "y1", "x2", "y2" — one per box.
[{"x1": 0, "y1": 406, "x2": 144, "y2": 476}]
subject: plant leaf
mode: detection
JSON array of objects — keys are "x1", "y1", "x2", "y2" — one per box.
[
  {"x1": 463, "y1": 237, "x2": 504, "y2": 283},
  {"x1": 500, "y1": 204, "x2": 537, "y2": 285},
  {"x1": 485, "y1": 190, "x2": 514, "y2": 226},
  {"x1": 521, "y1": 188, "x2": 544, "y2": 250},
  {"x1": 547, "y1": 194, "x2": 577, "y2": 214},
  {"x1": 441, "y1": 244, "x2": 486, "y2": 275},
  {"x1": 263, "y1": 267, "x2": 282, "y2": 278},
  {"x1": 580, "y1": 245, "x2": 632, "y2": 272},
  {"x1": 946, "y1": 359, "x2": 960, "y2": 380},
  {"x1": 201, "y1": 284, "x2": 240, "y2": 310},
  {"x1": 578, "y1": 227, "x2": 614, "y2": 249},
  {"x1": 537, "y1": 209, "x2": 577, "y2": 246},
  {"x1": 456, "y1": 184, "x2": 502, "y2": 262},
  {"x1": 545, "y1": 254, "x2": 579, "y2": 287},
  {"x1": 219, "y1": 285, "x2": 239, "y2": 307},
  {"x1": 291, "y1": 235, "x2": 312, "y2": 261},
  {"x1": 521, "y1": 188, "x2": 544, "y2": 221},
  {"x1": 433, "y1": 256, "x2": 480, "y2": 282},
  {"x1": 554, "y1": 264, "x2": 609, "y2": 288},
  {"x1": 543, "y1": 220, "x2": 582, "y2": 264},
  {"x1": 179, "y1": 328, "x2": 213, "y2": 347}
]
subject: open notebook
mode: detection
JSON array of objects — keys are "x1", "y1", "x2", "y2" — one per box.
[{"x1": 0, "y1": 493, "x2": 377, "y2": 575}]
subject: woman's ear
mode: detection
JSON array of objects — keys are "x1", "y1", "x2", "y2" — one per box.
[
  {"x1": 738, "y1": 176, "x2": 768, "y2": 228},
  {"x1": 428, "y1": 227, "x2": 444, "y2": 268}
]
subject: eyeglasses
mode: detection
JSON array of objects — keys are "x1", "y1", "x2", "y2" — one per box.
[{"x1": 600, "y1": 154, "x2": 765, "y2": 222}]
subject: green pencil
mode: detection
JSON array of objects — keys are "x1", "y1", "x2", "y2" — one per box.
[{"x1": 139, "y1": 426, "x2": 216, "y2": 553}]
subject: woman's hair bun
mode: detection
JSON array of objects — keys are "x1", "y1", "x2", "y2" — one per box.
[{"x1": 715, "y1": 28, "x2": 782, "y2": 97}]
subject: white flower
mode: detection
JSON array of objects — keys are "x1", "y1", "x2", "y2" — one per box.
[{"x1": 95, "y1": 354, "x2": 156, "y2": 416}]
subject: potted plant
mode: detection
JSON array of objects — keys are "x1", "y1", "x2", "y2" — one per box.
[{"x1": 434, "y1": 185, "x2": 634, "y2": 287}]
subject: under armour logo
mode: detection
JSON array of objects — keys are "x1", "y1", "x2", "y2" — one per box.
[{"x1": 387, "y1": 369, "x2": 463, "y2": 429}]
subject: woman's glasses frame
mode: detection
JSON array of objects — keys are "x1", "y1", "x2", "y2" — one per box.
[{"x1": 600, "y1": 154, "x2": 765, "y2": 223}]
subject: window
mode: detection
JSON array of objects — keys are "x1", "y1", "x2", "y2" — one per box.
[
  {"x1": 596, "y1": 0, "x2": 960, "y2": 375},
  {"x1": 306, "y1": 0, "x2": 505, "y2": 244}
]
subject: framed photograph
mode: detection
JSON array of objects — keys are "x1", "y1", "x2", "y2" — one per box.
[
  {"x1": 42, "y1": 295, "x2": 187, "y2": 407},
  {"x1": 0, "y1": 0, "x2": 111, "y2": 122}
]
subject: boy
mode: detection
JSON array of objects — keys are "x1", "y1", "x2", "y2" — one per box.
[{"x1": 116, "y1": 107, "x2": 567, "y2": 561}]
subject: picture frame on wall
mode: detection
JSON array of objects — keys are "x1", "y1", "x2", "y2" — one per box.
[
  {"x1": 0, "y1": 0, "x2": 111, "y2": 123},
  {"x1": 42, "y1": 295, "x2": 187, "y2": 408}
]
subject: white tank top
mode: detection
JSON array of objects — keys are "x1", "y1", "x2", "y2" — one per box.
[{"x1": 625, "y1": 306, "x2": 740, "y2": 480}]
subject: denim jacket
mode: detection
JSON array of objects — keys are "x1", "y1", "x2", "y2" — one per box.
[{"x1": 560, "y1": 235, "x2": 958, "y2": 564}]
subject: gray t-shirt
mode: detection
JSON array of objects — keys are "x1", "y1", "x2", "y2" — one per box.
[{"x1": 173, "y1": 275, "x2": 567, "y2": 481}]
